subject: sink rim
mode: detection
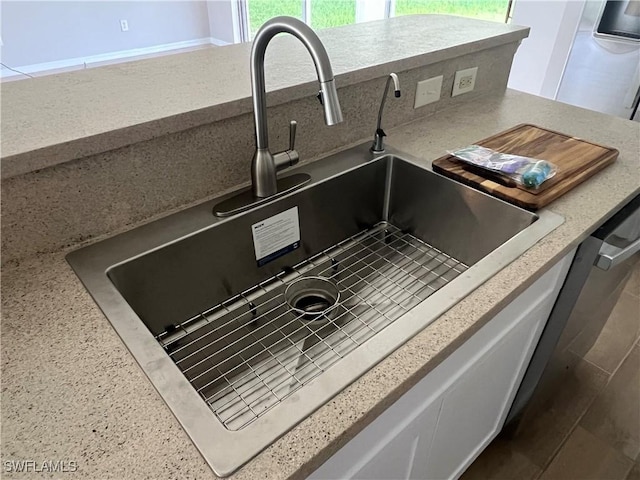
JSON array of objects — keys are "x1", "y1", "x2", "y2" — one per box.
[{"x1": 66, "y1": 142, "x2": 564, "y2": 476}]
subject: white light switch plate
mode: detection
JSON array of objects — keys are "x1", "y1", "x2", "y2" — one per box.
[{"x1": 414, "y1": 75, "x2": 443, "y2": 108}]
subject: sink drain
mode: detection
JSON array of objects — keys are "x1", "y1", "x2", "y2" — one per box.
[{"x1": 285, "y1": 276, "x2": 340, "y2": 322}]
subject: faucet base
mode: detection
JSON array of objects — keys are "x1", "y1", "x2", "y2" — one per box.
[{"x1": 213, "y1": 173, "x2": 311, "y2": 217}]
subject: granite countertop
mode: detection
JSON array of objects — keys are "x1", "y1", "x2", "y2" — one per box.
[
  {"x1": 0, "y1": 15, "x2": 528, "y2": 179},
  {"x1": 2, "y1": 90, "x2": 639, "y2": 480}
]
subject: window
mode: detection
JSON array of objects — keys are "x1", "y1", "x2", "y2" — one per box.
[
  {"x1": 245, "y1": 0, "x2": 358, "y2": 39},
  {"x1": 310, "y1": 0, "x2": 356, "y2": 30},
  {"x1": 393, "y1": 0, "x2": 511, "y2": 23},
  {"x1": 247, "y1": 0, "x2": 304, "y2": 38},
  {"x1": 242, "y1": 0, "x2": 511, "y2": 41}
]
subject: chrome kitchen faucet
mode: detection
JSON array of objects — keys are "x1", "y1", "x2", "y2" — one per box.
[{"x1": 214, "y1": 16, "x2": 343, "y2": 217}]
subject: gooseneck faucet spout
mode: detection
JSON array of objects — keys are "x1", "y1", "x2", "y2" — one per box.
[
  {"x1": 251, "y1": 16, "x2": 343, "y2": 198},
  {"x1": 371, "y1": 73, "x2": 401, "y2": 154}
]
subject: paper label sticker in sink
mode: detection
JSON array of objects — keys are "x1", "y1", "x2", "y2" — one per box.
[{"x1": 252, "y1": 207, "x2": 300, "y2": 267}]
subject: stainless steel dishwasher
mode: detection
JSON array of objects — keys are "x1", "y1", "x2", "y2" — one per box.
[{"x1": 505, "y1": 193, "x2": 640, "y2": 427}]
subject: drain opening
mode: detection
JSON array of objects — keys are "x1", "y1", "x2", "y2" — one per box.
[
  {"x1": 285, "y1": 276, "x2": 340, "y2": 322},
  {"x1": 293, "y1": 292, "x2": 334, "y2": 320}
]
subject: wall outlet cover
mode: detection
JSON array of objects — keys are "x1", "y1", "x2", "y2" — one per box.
[
  {"x1": 414, "y1": 75, "x2": 443, "y2": 108},
  {"x1": 452, "y1": 67, "x2": 478, "y2": 97}
]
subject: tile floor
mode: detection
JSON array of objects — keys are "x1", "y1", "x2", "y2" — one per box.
[{"x1": 462, "y1": 258, "x2": 640, "y2": 480}]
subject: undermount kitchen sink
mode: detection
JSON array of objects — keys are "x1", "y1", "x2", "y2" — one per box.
[{"x1": 67, "y1": 142, "x2": 563, "y2": 476}]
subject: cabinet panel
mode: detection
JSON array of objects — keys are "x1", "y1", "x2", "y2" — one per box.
[
  {"x1": 352, "y1": 401, "x2": 440, "y2": 480},
  {"x1": 309, "y1": 385, "x2": 443, "y2": 480},
  {"x1": 425, "y1": 300, "x2": 553, "y2": 479},
  {"x1": 424, "y1": 252, "x2": 574, "y2": 479},
  {"x1": 351, "y1": 429, "x2": 419, "y2": 480}
]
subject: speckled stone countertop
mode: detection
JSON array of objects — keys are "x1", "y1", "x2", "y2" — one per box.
[
  {"x1": 0, "y1": 15, "x2": 528, "y2": 178},
  {"x1": 2, "y1": 90, "x2": 638, "y2": 480}
]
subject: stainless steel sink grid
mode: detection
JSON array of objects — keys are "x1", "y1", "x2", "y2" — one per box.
[
  {"x1": 161, "y1": 222, "x2": 468, "y2": 431},
  {"x1": 67, "y1": 143, "x2": 564, "y2": 476}
]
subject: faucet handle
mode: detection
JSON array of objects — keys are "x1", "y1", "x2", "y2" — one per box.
[
  {"x1": 274, "y1": 120, "x2": 300, "y2": 172},
  {"x1": 289, "y1": 120, "x2": 297, "y2": 151}
]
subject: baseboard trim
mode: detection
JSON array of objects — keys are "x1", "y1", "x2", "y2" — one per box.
[
  {"x1": 1, "y1": 37, "x2": 221, "y2": 79},
  {"x1": 210, "y1": 37, "x2": 232, "y2": 46}
]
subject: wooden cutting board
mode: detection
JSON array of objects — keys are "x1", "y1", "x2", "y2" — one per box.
[{"x1": 432, "y1": 124, "x2": 619, "y2": 210}]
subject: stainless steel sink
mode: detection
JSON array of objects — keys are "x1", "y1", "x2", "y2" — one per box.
[{"x1": 67, "y1": 142, "x2": 563, "y2": 476}]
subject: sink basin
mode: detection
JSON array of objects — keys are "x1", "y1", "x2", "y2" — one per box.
[{"x1": 67, "y1": 142, "x2": 563, "y2": 476}]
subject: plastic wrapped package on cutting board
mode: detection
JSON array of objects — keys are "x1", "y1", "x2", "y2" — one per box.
[{"x1": 449, "y1": 145, "x2": 557, "y2": 189}]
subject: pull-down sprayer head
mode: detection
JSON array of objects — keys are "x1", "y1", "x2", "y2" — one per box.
[{"x1": 318, "y1": 79, "x2": 343, "y2": 125}]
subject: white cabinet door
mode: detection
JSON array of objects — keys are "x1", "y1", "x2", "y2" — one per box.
[
  {"x1": 425, "y1": 299, "x2": 558, "y2": 480},
  {"x1": 308, "y1": 376, "x2": 444, "y2": 480},
  {"x1": 424, "y1": 251, "x2": 574, "y2": 480},
  {"x1": 351, "y1": 401, "x2": 441, "y2": 480},
  {"x1": 310, "y1": 251, "x2": 574, "y2": 480}
]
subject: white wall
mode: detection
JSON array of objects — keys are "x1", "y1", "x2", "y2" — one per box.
[
  {"x1": 508, "y1": 0, "x2": 586, "y2": 98},
  {"x1": 207, "y1": 1, "x2": 237, "y2": 44},
  {"x1": 1, "y1": 1, "x2": 211, "y2": 68}
]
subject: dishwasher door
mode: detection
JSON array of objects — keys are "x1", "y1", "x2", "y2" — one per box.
[
  {"x1": 557, "y1": 202, "x2": 640, "y2": 356},
  {"x1": 505, "y1": 194, "x2": 640, "y2": 427}
]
